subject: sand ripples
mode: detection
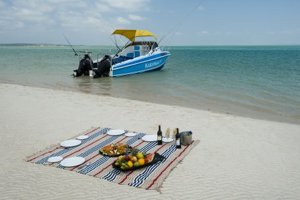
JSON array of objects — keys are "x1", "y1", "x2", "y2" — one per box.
[{"x1": 1, "y1": 84, "x2": 300, "y2": 199}]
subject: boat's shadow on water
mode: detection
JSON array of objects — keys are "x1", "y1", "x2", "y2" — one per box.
[
  {"x1": 72, "y1": 76, "x2": 114, "y2": 96},
  {"x1": 71, "y1": 68, "x2": 170, "y2": 99}
]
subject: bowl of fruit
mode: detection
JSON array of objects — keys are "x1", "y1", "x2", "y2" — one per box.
[
  {"x1": 99, "y1": 143, "x2": 132, "y2": 157},
  {"x1": 113, "y1": 149, "x2": 165, "y2": 171}
]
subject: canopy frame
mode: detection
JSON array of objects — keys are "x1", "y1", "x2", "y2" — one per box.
[{"x1": 112, "y1": 29, "x2": 156, "y2": 42}]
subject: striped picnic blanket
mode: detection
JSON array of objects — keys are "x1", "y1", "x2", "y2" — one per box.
[{"x1": 26, "y1": 127, "x2": 199, "y2": 190}]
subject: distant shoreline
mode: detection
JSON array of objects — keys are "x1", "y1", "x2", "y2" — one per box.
[{"x1": 1, "y1": 43, "x2": 300, "y2": 47}]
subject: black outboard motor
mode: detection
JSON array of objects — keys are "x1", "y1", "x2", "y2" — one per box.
[
  {"x1": 93, "y1": 55, "x2": 111, "y2": 78},
  {"x1": 73, "y1": 54, "x2": 93, "y2": 77}
]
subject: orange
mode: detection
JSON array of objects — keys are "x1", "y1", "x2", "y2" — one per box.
[{"x1": 138, "y1": 158, "x2": 145, "y2": 166}]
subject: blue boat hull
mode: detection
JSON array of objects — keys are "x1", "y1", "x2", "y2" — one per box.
[{"x1": 111, "y1": 52, "x2": 170, "y2": 77}]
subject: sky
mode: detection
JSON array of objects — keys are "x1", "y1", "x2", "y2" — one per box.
[{"x1": 0, "y1": 0, "x2": 299, "y2": 45}]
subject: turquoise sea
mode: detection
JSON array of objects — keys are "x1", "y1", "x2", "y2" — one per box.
[{"x1": 0, "y1": 45, "x2": 300, "y2": 124}]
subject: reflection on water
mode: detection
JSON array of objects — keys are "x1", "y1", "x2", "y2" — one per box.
[{"x1": 73, "y1": 76, "x2": 113, "y2": 96}]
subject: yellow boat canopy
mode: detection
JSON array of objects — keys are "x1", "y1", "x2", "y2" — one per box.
[{"x1": 112, "y1": 29, "x2": 156, "y2": 41}]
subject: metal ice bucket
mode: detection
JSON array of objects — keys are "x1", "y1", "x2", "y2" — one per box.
[{"x1": 180, "y1": 131, "x2": 192, "y2": 146}]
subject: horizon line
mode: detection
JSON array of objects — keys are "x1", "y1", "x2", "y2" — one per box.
[{"x1": 1, "y1": 43, "x2": 300, "y2": 47}]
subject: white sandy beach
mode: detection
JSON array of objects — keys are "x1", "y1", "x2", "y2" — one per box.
[{"x1": 1, "y1": 83, "x2": 300, "y2": 199}]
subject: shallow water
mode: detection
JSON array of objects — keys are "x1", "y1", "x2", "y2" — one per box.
[{"x1": 1, "y1": 44, "x2": 300, "y2": 123}]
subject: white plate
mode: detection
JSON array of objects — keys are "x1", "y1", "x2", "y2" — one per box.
[
  {"x1": 141, "y1": 134, "x2": 157, "y2": 142},
  {"x1": 125, "y1": 132, "x2": 137, "y2": 137},
  {"x1": 163, "y1": 137, "x2": 174, "y2": 143},
  {"x1": 76, "y1": 135, "x2": 89, "y2": 140},
  {"x1": 60, "y1": 139, "x2": 81, "y2": 148},
  {"x1": 47, "y1": 156, "x2": 63, "y2": 163},
  {"x1": 107, "y1": 129, "x2": 125, "y2": 136},
  {"x1": 60, "y1": 157, "x2": 85, "y2": 167}
]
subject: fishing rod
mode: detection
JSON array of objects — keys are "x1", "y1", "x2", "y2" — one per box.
[
  {"x1": 110, "y1": 36, "x2": 122, "y2": 52},
  {"x1": 63, "y1": 33, "x2": 78, "y2": 56}
]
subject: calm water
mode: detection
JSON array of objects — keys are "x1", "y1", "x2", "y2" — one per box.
[{"x1": 1, "y1": 45, "x2": 300, "y2": 123}]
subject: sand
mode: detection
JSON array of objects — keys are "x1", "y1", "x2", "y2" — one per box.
[{"x1": 1, "y1": 83, "x2": 300, "y2": 199}]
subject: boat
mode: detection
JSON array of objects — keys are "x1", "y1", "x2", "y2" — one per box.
[{"x1": 73, "y1": 29, "x2": 171, "y2": 78}]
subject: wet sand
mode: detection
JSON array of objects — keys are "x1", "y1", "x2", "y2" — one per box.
[{"x1": 1, "y1": 83, "x2": 300, "y2": 199}]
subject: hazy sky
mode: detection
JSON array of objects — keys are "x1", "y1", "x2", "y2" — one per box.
[{"x1": 0, "y1": 0, "x2": 299, "y2": 45}]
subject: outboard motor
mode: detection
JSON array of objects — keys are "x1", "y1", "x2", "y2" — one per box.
[
  {"x1": 73, "y1": 54, "x2": 93, "y2": 77},
  {"x1": 93, "y1": 55, "x2": 112, "y2": 78}
]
